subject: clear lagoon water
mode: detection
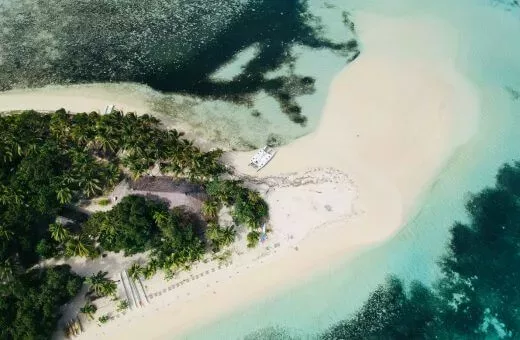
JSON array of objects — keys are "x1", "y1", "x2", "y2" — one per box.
[
  {"x1": 181, "y1": 0, "x2": 520, "y2": 338},
  {"x1": 0, "y1": 0, "x2": 358, "y2": 150},
  {"x1": 1, "y1": 0, "x2": 519, "y2": 338}
]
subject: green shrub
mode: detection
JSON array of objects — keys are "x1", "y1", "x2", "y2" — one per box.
[
  {"x1": 97, "y1": 198, "x2": 111, "y2": 206},
  {"x1": 247, "y1": 230, "x2": 260, "y2": 248},
  {"x1": 98, "y1": 314, "x2": 112, "y2": 324}
]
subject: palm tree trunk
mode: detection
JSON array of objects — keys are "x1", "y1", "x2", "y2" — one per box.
[
  {"x1": 136, "y1": 277, "x2": 149, "y2": 305},
  {"x1": 119, "y1": 272, "x2": 132, "y2": 309},
  {"x1": 129, "y1": 272, "x2": 142, "y2": 307},
  {"x1": 120, "y1": 271, "x2": 136, "y2": 309},
  {"x1": 124, "y1": 270, "x2": 141, "y2": 308}
]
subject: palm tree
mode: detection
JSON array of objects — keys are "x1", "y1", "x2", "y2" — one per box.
[
  {"x1": 0, "y1": 184, "x2": 11, "y2": 206},
  {"x1": 99, "y1": 219, "x2": 117, "y2": 243},
  {"x1": 153, "y1": 211, "x2": 169, "y2": 226},
  {"x1": 205, "y1": 223, "x2": 221, "y2": 242},
  {"x1": 185, "y1": 244, "x2": 204, "y2": 264},
  {"x1": 139, "y1": 114, "x2": 160, "y2": 127},
  {"x1": 127, "y1": 262, "x2": 144, "y2": 281},
  {"x1": 80, "y1": 302, "x2": 97, "y2": 320},
  {"x1": 92, "y1": 134, "x2": 118, "y2": 154},
  {"x1": 81, "y1": 176, "x2": 102, "y2": 197},
  {"x1": 56, "y1": 187, "x2": 73, "y2": 204},
  {"x1": 161, "y1": 130, "x2": 183, "y2": 153},
  {"x1": 247, "y1": 230, "x2": 261, "y2": 248},
  {"x1": 61, "y1": 173, "x2": 77, "y2": 186},
  {"x1": 65, "y1": 237, "x2": 90, "y2": 257},
  {"x1": 49, "y1": 111, "x2": 71, "y2": 142},
  {"x1": 0, "y1": 184, "x2": 23, "y2": 207},
  {"x1": 123, "y1": 112, "x2": 139, "y2": 125},
  {"x1": 201, "y1": 200, "x2": 220, "y2": 221},
  {"x1": 0, "y1": 224, "x2": 13, "y2": 241},
  {"x1": 220, "y1": 226, "x2": 236, "y2": 247},
  {"x1": 117, "y1": 300, "x2": 129, "y2": 312},
  {"x1": 0, "y1": 258, "x2": 20, "y2": 283},
  {"x1": 143, "y1": 259, "x2": 158, "y2": 279},
  {"x1": 122, "y1": 153, "x2": 150, "y2": 179},
  {"x1": 104, "y1": 164, "x2": 120, "y2": 187},
  {"x1": 86, "y1": 271, "x2": 116, "y2": 296},
  {"x1": 101, "y1": 280, "x2": 117, "y2": 297},
  {"x1": 49, "y1": 223, "x2": 69, "y2": 243},
  {"x1": 71, "y1": 125, "x2": 91, "y2": 147},
  {"x1": 86, "y1": 271, "x2": 107, "y2": 295},
  {"x1": 0, "y1": 144, "x2": 13, "y2": 163}
]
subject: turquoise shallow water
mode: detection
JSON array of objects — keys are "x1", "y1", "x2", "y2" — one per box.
[{"x1": 182, "y1": 0, "x2": 520, "y2": 338}]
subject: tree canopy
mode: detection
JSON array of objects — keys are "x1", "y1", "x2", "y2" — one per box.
[
  {"x1": 0, "y1": 265, "x2": 83, "y2": 340},
  {"x1": 0, "y1": 109, "x2": 269, "y2": 337},
  {"x1": 84, "y1": 196, "x2": 166, "y2": 255},
  {"x1": 83, "y1": 195, "x2": 205, "y2": 275},
  {"x1": 205, "y1": 179, "x2": 269, "y2": 229},
  {"x1": 0, "y1": 109, "x2": 226, "y2": 267}
]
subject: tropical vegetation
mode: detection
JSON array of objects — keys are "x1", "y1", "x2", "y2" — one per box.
[
  {"x1": 205, "y1": 179, "x2": 269, "y2": 229},
  {"x1": 85, "y1": 195, "x2": 206, "y2": 276},
  {"x1": 117, "y1": 300, "x2": 129, "y2": 312},
  {"x1": 206, "y1": 222, "x2": 237, "y2": 252},
  {"x1": 0, "y1": 109, "x2": 229, "y2": 266},
  {"x1": 98, "y1": 314, "x2": 112, "y2": 324},
  {"x1": 0, "y1": 265, "x2": 83, "y2": 339},
  {"x1": 85, "y1": 271, "x2": 117, "y2": 298},
  {"x1": 0, "y1": 109, "x2": 269, "y2": 336},
  {"x1": 80, "y1": 302, "x2": 98, "y2": 321}
]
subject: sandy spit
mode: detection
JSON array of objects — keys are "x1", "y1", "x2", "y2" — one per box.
[{"x1": 0, "y1": 11, "x2": 479, "y2": 340}]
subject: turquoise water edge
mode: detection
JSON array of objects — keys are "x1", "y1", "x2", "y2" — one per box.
[{"x1": 182, "y1": 0, "x2": 520, "y2": 339}]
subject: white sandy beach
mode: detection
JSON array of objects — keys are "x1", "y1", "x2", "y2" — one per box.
[{"x1": 0, "y1": 11, "x2": 479, "y2": 340}]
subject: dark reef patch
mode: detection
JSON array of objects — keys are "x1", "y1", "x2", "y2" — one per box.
[
  {"x1": 244, "y1": 326, "x2": 300, "y2": 340},
  {"x1": 0, "y1": 0, "x2": 359, "y2": 124},
  {"x1": 319, "y1": 161, "x2": 520, "y2": 339},
  {"x1": 239, "y1": 161, "x2": 520, "y2": 339}
]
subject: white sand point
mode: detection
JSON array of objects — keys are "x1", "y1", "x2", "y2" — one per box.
[{"x1": 0, "y1": 10, "x2": 480, "y2": 340}]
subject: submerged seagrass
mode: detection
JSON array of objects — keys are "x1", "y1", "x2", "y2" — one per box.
[
  {"x1": 320, "y1": 162, "x2": 520, "y2": 338},
  {"x1": 0, "y1": 0, "x2": 358, "y2": 124}
]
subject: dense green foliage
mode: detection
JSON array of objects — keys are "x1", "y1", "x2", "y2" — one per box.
[
  {"x1": 0, "y1": 110, "x2": 118, "y2": 266},
  {"x1": 0, "y1": 265, "x2": 83, "y2": 340},
  {"x1": 321, "y1": 161, "x2": 520, "y2": 339},
  {"x1": 84, "y1": 196, "x2": 166, "y2": 255},
  {"x1": 205, "y1": 179, "x2": 267, "y2": 251},
  {"x1": 80, "y1": 301, "x2": 97, "y2": 321},
  {"x1": 98, "y1": 314, "x2": 112, "y2": 324},
  {"x1": 206, "y1": 179, "x2": 269, "y2": 229},
  {"x1": 246, "y1": 230, "x2": 261, "y2": 248},
  {"x1": 0, "y1": 109, "x2": 269, "y2": 337},
  {"x1": 85, "y1": 271, "x2": 117, "y2": 297},
  {"x1": 206, "y1": 222, "x2": 237, "y2": 252},
  {"x1": 0, "y1": 109, "x2": 224, "y2": 268},
  {"x1": 85, "y1": 195, "x2": 205, "y2": 276}
]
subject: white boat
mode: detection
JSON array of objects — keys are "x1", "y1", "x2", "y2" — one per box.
[{"x1": 249, "y1": 146, "x2": 276, "y2": 171}]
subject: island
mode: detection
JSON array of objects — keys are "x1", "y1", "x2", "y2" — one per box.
[{"x1": 0, "y1": 109, "x2": 269, "y2": 338}]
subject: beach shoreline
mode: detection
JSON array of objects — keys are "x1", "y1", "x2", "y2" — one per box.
[{"x1": 0, "y1": 10, "x2": 480, "y2": 340}]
